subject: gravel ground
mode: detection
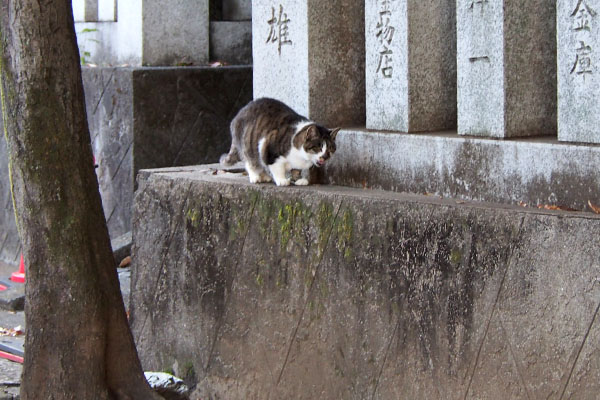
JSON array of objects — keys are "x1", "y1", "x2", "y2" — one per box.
[{"x1": 0, "y1": 264, "x2": 132, "y2": 399}]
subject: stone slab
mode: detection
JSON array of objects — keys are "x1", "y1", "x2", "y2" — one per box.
[
  {"x1": 131, "y1": 66, "x2": 252, "y2": 173},
  {"x1": 223, "y1": 0, "x2": 251, "y2": 21},
  {"x1": 131, "y1": 165, "x2": 600, "y2": 399},
  {"x1": 142, "y1": 0, "x2": 209, "y2": 66},
  {"x1": 457, "y1": 0, "x2": 556, "y2": 138},
  {"x1": 0, "y1": 115, "x2": 20, "y2": 266},
  {"x1": 81, "y1": 66, "x2": 252, "y2": 238},
  {"x1": 82, "y1": 67, "x2": 134, "y2": 240},
  {"x1": 326, "y1": 129, "x2": 600, "y2": 212},
  {"x1": 366, "y1": 0, "x2": 456, "y2": 132},
  {"x1": 557, "y1": 0, "x2": 600, "y2": 143},
  {"x1": 210, "y1": 21, "x2": 252, "y2": 65},
  {"x1": 252, "y1": 0, "x2": 365, "y2": 127}
]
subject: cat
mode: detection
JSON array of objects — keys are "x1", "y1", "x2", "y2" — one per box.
[{"x1": 220, "y1": 98, "x2": 339, "y2": 186}]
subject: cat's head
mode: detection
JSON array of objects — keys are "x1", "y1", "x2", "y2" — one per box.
[{"x1": 299, "y1": 125, "x2": 340, "y2": 167}]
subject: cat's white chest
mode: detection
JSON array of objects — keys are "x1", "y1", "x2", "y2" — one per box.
[{"x1": 286, "y1": 147, "x2": 313, "y2": 170}]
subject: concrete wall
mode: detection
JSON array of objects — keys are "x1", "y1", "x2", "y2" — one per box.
[
  {"x1": 0, "y1": 115, "x2": 21, "y2": 266},
  {"x1": 74, "y1": 0, "x2": 252, "y2": 66},
  {"x1": 83, "y1": 66, "x2": 252, "y2": 238},
  {"x1": 131, "y1": 166, "x2": 600, "y2": 399},
  {"x1": 75, "y1": 0, "x2": 144, "y2": 66}
]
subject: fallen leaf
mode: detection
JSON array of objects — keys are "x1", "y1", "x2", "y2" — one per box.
[
  {"x1": 119, "y1": 256, "x2": 131, "y2": 268},
  {"x1": 538, "y1": 204, "x2": 578, "y2": 212},
  {"x1": 0, "y1": 326, "x2": 24, "y2": 337},
  {"x1": 588, "y1": 200, "x2": 600, "y2": 214}
]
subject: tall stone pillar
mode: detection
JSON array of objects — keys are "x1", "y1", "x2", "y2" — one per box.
[
  {"x1": 142, "y1": 0, "x2": 209, "y2": 66},
  {"x1": 457, "y1": 0, "x2": 556, "y2": 138},
  {"x1": 366, "y1": 0, "x2": 456, "y2": 132},
  {"x1": 558, "y1": 0, "x2": 600, "y2": 143},
  {"x1": 252, "y1": 1, "x2": 365, "y2": 127}
]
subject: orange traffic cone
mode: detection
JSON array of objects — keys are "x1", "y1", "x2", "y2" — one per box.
[{"x1": 10, "y1": 254, "x2": 25, "y2": 283}]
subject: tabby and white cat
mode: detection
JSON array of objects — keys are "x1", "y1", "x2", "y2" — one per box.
[{"x1": 220, "y1": 98, "x2": 339, "y2": 186}]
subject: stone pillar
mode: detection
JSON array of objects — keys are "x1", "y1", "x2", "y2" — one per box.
[
  {"x1": 558, "y1": 0, "x2": 600, "y2": 143},
  {"x1": 142, "y1": 0, "x2": 209, "y2": 66},
  {"x1": 457, "y1": 0, "x2": 556, "y2": 138},
  {"x1": 366, "y1": 0, "x2": 456, "y2": 132},
  {"x1": 252, "y1": 1, "x2": 365, "y2": 127}
]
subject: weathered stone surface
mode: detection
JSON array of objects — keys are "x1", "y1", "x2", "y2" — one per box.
[
  {"x1": 132, "y1": 66, "x2": 252, "y2": 173},
  {"x1": 210, "y1": 21, "x2": 252, "y2": 65},
  {"x1": 131, "y1": 165, "x2": 600, "y2": 399},
  {"x1": 0, "y1": 115, "x2": 20, "y2": 266},
  {"x1": 252, "y1": 0, "x2": 365, "y2": 127},
  {"x1": 366, "y1": 0, "x2": 456, "y2": 132},
  {"x1": 325, "y1": 129, "x2": 600, "y2": 212},
  {"x1": 80, "y1": 66, "x2": 252, "y2": 238},
  {"x1": 557, "y1": 0, "x2": 600, "y2": 143},
  {"x1": 223, "y1": 0, "x2": 251, "y2": 21},
  {"x1": 145, "y1": 372, "x2": 190, "y2": 400},
  {"x1": 82, "y1": 67, "x2": 134, "y2": 240},
  {"x1": 111, "y1": 231, "x2": 132, "y2": 266},
  {"x1": 142, "y1": 0, "x2": 209, "y2": 66},
  {"x1": 457, "y1": 0, "x2": 556, "y2": 137}
]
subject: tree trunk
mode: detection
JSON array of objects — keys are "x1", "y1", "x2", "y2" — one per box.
[{"x1": 0, "y1": 1, "x2": 162, "y2": 399}]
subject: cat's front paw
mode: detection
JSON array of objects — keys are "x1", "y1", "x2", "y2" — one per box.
[
  {"x1": 294, "y1": 178, "x2": 309, "y2": 186},
  {"x1": 274, "y1": 177, "x2": 291, "y2": 186}
]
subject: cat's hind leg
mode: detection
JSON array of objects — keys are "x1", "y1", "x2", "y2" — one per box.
[
  {"x1": 245, "y1": 162, "x2": 272, "y2": 184},
  {"x1": 220, "y1": 146, "x2": 240, "y2": 166}
]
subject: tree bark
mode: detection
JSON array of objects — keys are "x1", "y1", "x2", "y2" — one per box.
[{"x1": 0, "y1": 1, "x2": 162, "y2": 399}]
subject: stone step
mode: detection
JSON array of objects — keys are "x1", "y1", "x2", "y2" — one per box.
[
  {"x1": 131, "y1": 164, "x2": 600, "y2": 399},
  {"x1": 327, "y1": 129, "x2": 600, "y2": 212}
]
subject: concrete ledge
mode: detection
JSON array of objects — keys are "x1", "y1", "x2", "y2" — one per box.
[
  {"x1": 327, "y1": 129, "x2": 600, "y2": 211},
  {"x1": 131, "y1": 165, "x2": 600, "y2": 399}
]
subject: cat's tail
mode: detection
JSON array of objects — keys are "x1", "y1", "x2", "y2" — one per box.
[{"x1": 220, "y1": 146, "x2": 240, "y2": 166}]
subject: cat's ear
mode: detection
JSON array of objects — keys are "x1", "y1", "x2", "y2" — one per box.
[
  {"x1": 329, "y1": 128, "x2": 341, "y2": 141},
  {"x1": 306, "y1": 125, "x2": 319, "y2": 139}
]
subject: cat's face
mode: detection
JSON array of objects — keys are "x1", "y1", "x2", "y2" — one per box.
[{"x1": 303, "y1": 126, "x2": 339, "y2": 167}]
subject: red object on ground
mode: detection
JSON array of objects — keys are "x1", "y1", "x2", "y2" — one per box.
[
  {"x1": 10, "y1": 254, "x2": 25, "y2": 283},
  {"x1": 0, "y1": 350, "x2": 23, "y2": 363}
]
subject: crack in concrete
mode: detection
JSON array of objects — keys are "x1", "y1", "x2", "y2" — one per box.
[
  {"x1": 272, "y1": 201, "x2": 343, "y2": 391},
  {"x1": 92, "y1": 69, "x2": 115, "y2": 116},
  {"x1": 370, "y1": 207, "x2": 438, "y2": 399},
  {"x1": 134, "y1": 182, "x2": 193, "y2": 345},
  {"x1": 171, "y1": 111, "x2": 204, "y2": 167},
  {"x1": 110, "y1": 139, "x2": 133, "y2": 181},
  {"x1": 105, "y1": 201, "x2": 117, "y2": 226},
  {"x1": 370, "y1": 315, "x2": 400, "y2": 400},
  {"x1": 463, "y1": 215, "x2": 525, "y2": 399},
  {"x1": 498, "y1": 314, "x2": 533, "y2": 400},
  {"x1": 204, "y1": 195, "x2": 258, "y2": 372},
  {"x1": 227, "y1": 75, "x2": 252, "y2": 121},
  {"x1": 558, "y1": 278, "x2": 600, "y2": 400}
]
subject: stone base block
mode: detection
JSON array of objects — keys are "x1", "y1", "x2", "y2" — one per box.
[
  {"x1": 131, "y1": 165, "x2": 600, "y2": 399},
  {"x1": 325, "y1": 129, "x2": 600, "y2": 212}
]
